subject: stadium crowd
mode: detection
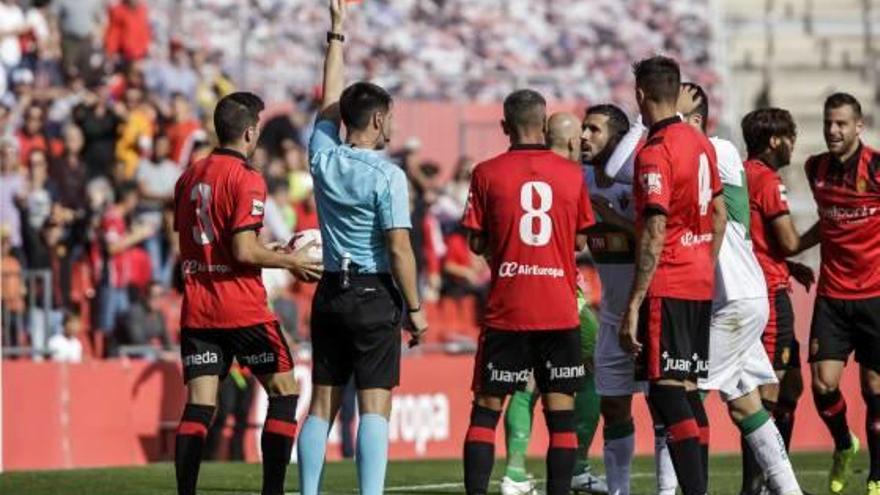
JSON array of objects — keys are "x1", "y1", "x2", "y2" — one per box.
[{"x1": 0, "y1": 0, "x2": 717, "y2": 361}]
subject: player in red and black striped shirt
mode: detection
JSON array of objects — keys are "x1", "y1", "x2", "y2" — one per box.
[
  {"x1": 618, "y1": 56, "x2": 726, "y2": 495},
  {"x1": 804, "y1": 93, "x2": 880, "y2": 494}
]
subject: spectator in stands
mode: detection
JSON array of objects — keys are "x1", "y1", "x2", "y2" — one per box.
[
  {"x1": 117, "y1": 281, "x2": 173, "y2": 354},
  {"x1": 48, "y1": 310, "x2": 84, "y2": 363},
  {"x1": 21, "y1": 149, "x2": 55, "y2": 234},
  {"x1": 73, "y1": 88, "x2": 122, "y2": 178},
  {"x1": 136, "y1": 134, "x2": 179, "y2": 286},
  {"x1": 96, "y1": 182, "x2": 153, "y2": 354},
  {"x1": 16, "y1": 104, "x2": 52, "y2": 164},
  {"x1": 164, "y1": 93, "x2": 201, "y2": 166},
  {"x1": 1, "y1": 225, "x2": 25, "y2": 348},
  {"x1": 105, "y1": 0, "x2": 151, "y2": 65},
  {"x1": 114, "y1": 86, "x2": 155, "y2": 180},
  {"x1": 441, "y1": 225, "x2": 490, "y2": 323},
  {"x1": 50, "y1": 124, "x2": 88, "y2": 214},
  {"x1": 0, "y1": 137, "x2": 25, "y2": 256},
  {"x1": 434, "y1": 155, "x2": 474, "y2": 228},
  {"x1": 54, "y1": 0, "x2": 104, "y2": 81},
  {"x1": 149, "y1": 41, "x2": 199, "y2": 103},
  {"x1": 0, "y1": 0, "x2": 26, "y2": 72}
]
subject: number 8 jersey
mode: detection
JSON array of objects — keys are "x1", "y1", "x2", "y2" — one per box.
[
  {"x1": 634, "y1": 117, "x2": 722, "y2": 300},
  {"x1": 462, "y1": 144, "x2": 595, "y2": 331},
  {"x1": 173, "y1": 148, "x2": 275, "y2": 329}
]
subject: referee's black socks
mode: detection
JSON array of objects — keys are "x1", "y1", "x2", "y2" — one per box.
[
  {"x1": 544, "y1": 409, "x2": 578, "y2": 495},
  {"x1": 175, "y1": 403, "x2": 216, "y2": 495},
  {"x1": 648, "y1": 383, "x2": 706, "y2": 495},
  {"x1": 463, "y1": 403, "x2": 500, "y2": 495},
  {"x1": 261, "y1": 395, "x2": 299, "y2": 495}
]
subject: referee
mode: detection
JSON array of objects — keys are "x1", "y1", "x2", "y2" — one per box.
[{"x1": 296, "y1": 2, "x2": 428, "y2": 495}]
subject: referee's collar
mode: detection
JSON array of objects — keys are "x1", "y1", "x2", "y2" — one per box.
[
  {"x1": 648, "y1": 115, "x2": 682, "y2": 137},
  {"x1": 508, "y1": 144, "x2": 550, "y2": 151},
  {"x1": 213, "y1": 147, "x2": 248, "y2": 163}
]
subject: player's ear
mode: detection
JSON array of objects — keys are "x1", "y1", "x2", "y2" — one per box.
[
  {"x1": 769, "y1": 135, "x2": 781, "y2": 151},
  {"x1": 856, "y1": 117, "x2": 865, "y2": 135},
  {"x1": 635, "y1": 87, "x2": 646, "y2": 106}
]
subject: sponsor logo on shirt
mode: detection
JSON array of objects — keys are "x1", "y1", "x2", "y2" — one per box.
[
  {"x1": 498, "y1": 262, "x2": 565, "y2": 279},
  {"x1": 818, "y1": 205, "x2": 879, "y2": 224},
  {"x1": 679, "y1": 230, "x2": 713, "y2": 247},
  {"x1": 661, "y1": 351, "x2": 708, "y2": 374},
  {"x1": 239, "y1": 352, "x2": 275, "y2": 366},
  {"x1": 182, "y1": 260, "x2": 232, "y2": 275},
  {"x1": 546, "y1": 360, "x2": 586, "y2": 380},
  {"x1": 183, "y1": 350, "x2": 219, "y2": 367},
  {"x1": 642, "y1": 172, "x2": 662, "y2": 196},
  {"x1": 251, "y1": 199, "x2": 265, "y2": 216},
  {"x1": 486, "y1": 362, "x2": 531, "y2": 384}
]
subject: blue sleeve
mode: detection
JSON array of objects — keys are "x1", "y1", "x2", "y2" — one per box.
[
  {"x1": 308, "y1": 119, "x2": 341, "y2": 162},
  {"x1": 378, "y1": 167, "x2": 412, "y2": 230}
]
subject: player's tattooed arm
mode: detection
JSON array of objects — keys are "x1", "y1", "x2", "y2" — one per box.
[
  {"x1": 618, "y1": 211, "x2": 665, "y2": 356},
  {"x1": 630, "y1": 212, "x2": 666, "y2": 304},
  {"x1": 318, "y1": 0, "x2": 347, "y2": 124}
]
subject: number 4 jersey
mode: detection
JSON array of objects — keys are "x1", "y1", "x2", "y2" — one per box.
[
  {"x1": 462, "y1": 144, "x2": 595, "y2": 331},
  {"x1": 173, "y1": 148, "x2": 275, "y2": 329},
  {"x1": 634, "y1": 117, "x2": 722, "y2": 300}
]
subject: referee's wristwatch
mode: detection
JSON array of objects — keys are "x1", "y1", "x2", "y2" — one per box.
[{"x1": 327, "y1": 32, "x2": 345, "y2": 43}]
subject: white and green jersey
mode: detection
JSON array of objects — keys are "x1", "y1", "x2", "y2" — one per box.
[{"x1": 710, "y1": 137, "x2": 767, "y2": 303}]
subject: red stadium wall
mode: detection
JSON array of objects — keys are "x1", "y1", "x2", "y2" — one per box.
[{"x1": 2, "y1": 286, "x2": 865, "y2": 471}]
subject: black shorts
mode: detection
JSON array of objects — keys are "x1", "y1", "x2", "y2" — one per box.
[
  {"x1": 763, "y1": 289, "x2": 801, "y2": 370},
  {"x1": 635, "y1": 296, "x2": 711, "y2": 382},
  {"x1": 311, "y1": 273, "x2": 403, "y2": 389},
  {"x1": 471, "y1": 328, "x2": 584, "y2": 396},
  {"x1": 180, "y1": 321, "x2": 293, "y2": 383},
  {"x1": 809, "y1": 295, "x2": 880, "y2": 371}
]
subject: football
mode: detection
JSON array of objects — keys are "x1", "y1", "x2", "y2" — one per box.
[{"x1": 287, "y1": 228, "x2": 323, "y2": 264}]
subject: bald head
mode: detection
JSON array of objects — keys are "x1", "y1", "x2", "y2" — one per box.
[{"x1": 546, "y1": 112, "x2": 582, "y2": 162}]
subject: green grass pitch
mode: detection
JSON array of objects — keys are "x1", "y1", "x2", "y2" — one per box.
[{"x1": 0, "y1": 453, "x2": 870, "y2": 494}]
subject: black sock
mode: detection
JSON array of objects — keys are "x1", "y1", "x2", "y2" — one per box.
[
  {"x1": 261, "y1": 395, "x2": 299, "y2": 495},
  {"x1": 772, "y1": 396, "x2": 797, "y2": 451},
  {"x1": 864, "y1": 394, "x2": 880, "y2": 481},
  {"x1": 648, "y1": 383, "x2": 705, "y2": 495},
  {"x1": 544, "y1": 409, "x2": 577, "y2": 495},
  {"x1": 687, "y1": 390, "x2": 709, "y2": 490},
  {"x1": 175, "y1": 404, "x2": 215, "y2": 495},
  {"x1": 463, "y1": 404, "x2": 500, "y2": 495},
  {"x1": 814, "y1": 389, "x2": 852, "y2": 451}
]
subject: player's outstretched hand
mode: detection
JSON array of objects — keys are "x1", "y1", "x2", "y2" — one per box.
[
  {"x1": 407, "y1": 308, "x2": 429, "y2": 348},
  {"x1": 287, "y1": 240, "x2": 323, "y2": 283},
  {"x1": 788, "y1": 261, "x2": 815, "y2": 292},
  {"x1": 618, "y1": 306, "x2": 642, "y2": 357},
  {"x1": 330, "y1": 0, "x2": 346, "y2": 30}
]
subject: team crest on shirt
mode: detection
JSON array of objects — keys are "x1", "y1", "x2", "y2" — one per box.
[
  {"x1": 857, "y1": 178, "x2": 868, "y2": 193},
  {"x1": 251, "y1": 199, "x2": 265, "y2": 216},
  {"x1": 642, "y1": 172, "x2": 662, "y2": 195}
]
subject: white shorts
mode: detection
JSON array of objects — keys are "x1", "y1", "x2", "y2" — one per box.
[
  {"x1": 698, "y1": 297, "x2": 777, "y2": 402},
  {"x1": 595, "y1": 320, "x2": 646, "y2": 396}
]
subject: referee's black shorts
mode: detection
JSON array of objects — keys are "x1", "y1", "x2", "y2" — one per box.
[{"x1": 310, "y1": 272, "x2": 404, "y2": 389}]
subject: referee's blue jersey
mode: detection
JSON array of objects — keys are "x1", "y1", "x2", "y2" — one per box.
[{"x1": 308, "y1": 119, "x2": 412, "y2": 273}]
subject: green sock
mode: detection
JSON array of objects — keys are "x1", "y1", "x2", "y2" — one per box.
[
  {"x1": 503, "y1": 390, "x2": 538, "y2": 482},
  {"x1": 574, "y1": 372, "x2": 601, "y2": 472}
]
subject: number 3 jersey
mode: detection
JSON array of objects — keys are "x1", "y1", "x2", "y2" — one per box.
[
  {"x1": 173, "y1": 148, "x2": 275, "y2": 329},
  {"x1": 634, "y1": 117, "x2": 722, "y2": 300},
  {"x1": 462, "y1": 145, "x2": 595, "y2": 331}
]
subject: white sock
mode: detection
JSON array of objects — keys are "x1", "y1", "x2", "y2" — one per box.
[
  {"x1": 744, "y1": 416, "x2": 801, "y2": 494},
  {"x1": 654, "y1": 425, "x2": 678, "y2": 495},
  {"x1": 603, "y1": 431, "x2": 634, "y2": 495}
]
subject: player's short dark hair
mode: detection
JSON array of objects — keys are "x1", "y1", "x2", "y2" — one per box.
[
  {"x1": 267, "y1": 177, "x2": 288, "y2": 195},
  {"x1": 633, "y1": 56, "x2": 681, "y2": 104},
  {"x1": 585, "y1": 104, "x2": 630, "y2": 140},
  {"x1": 213, "y1": 92, "x2": 265, "y2": 145},
  {"x1": 116, "y1": 181, "x2": 139, "y2": 201},
  {"x1": 339, "y1": 82, "x2": 393, "y2": 131},
  {"x1": 741, "y1": 108, "x2": 797, "y2": 157},
  {"x1": 503, "y1": 89, "x2": 547, "y2": 131},
  {"x1": 682, "y1": 82, "x2": 709, "y2": 131},
  {"x1": 824, "y1": 92, "x2": 863, "y2": 119}
]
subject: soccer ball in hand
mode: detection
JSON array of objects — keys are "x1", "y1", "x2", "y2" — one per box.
[{"x1": 287, "y1": 228, "x2": 323, "y2": 264}]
